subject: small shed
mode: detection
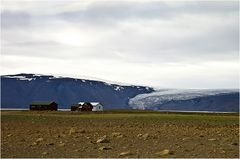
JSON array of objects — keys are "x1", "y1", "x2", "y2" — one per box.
[{"x1": 29, "y1": 101, "x2": 58, "y2": 111}]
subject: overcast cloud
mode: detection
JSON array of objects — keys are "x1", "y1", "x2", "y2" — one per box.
[{"x1": 1, "y1": 0, "x2": 239, "y2": 88}]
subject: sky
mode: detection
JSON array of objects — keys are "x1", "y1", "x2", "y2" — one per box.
[{"x1": 1, "y1": 0, "x2": 239, "y2": 88}]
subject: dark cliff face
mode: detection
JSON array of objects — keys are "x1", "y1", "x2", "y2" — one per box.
[{"x1": 1, "y1": 74, "x2": 154, "y2": 109}]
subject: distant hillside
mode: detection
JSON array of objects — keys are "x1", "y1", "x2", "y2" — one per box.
[{"x1": 1, "y1": 73, "x2": 153, "y2": 109}]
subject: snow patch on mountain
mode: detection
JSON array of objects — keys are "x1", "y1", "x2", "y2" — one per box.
[
  {"x1": 3, "y1": 75, "x2": 35, "y2": 81},
  {"x1": 114, "y1": 86, "x2": 124, "y2": 91}
]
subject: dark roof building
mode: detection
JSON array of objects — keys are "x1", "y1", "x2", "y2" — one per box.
[{"x1": 29, "y1": 101, "x2": 58, "y2": 111}]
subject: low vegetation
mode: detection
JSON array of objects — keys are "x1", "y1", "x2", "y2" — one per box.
[{"x1": 1, "y1": 110, "x2": 239, "y2": 158}]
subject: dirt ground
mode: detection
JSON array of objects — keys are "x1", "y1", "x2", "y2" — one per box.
[{"x1": 1, "y1": 110, "x2": 239, "y2": 158}]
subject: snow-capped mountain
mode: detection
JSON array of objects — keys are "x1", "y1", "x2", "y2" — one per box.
[
  {"x1": 129, "y1": 89, "x2": 239, "y2": 112},
  {"x1": 1, "y1": 73, "x2": 239, "y2": 112},
  {"x1": 1, "y1": 73, "x2": 153, "y2": 109}
]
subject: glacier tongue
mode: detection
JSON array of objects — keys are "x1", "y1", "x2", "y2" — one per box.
[{"x1": 129, "y1": 89, "x2": 239, "y2": 110}]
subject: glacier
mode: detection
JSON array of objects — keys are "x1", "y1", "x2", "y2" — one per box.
[{"x1": 129, "y1": 89, "x2": 239, "y2": 110}]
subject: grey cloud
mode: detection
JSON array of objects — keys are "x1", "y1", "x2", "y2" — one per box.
[
  {"x1": 97, "y1": 23, "x2": 238, "y2": 64},
  {"x1": 58, "y1": 1, "x2": 238, "y2": 24},
  {"x1": 58, "y1": 2, "x2": 170, "y2": 24},
  {"x1": 182, "y1": 25, "x2": 239, "y2": 54},
  {"x1": 2, "y1": 1, "x2": 238, "y2": 30},
  {"x1": 1, "y1": 11, "x2": 32, "y2": 28},
  {"x1": 2, "y1": 41, "x2": 77, "y2": 59},
  {"x1": 4, "y1": 41, "x2": 61, "y2": 47},
  {"x1": 179, "y1": 1, "x2": 238, "y2": 14}
]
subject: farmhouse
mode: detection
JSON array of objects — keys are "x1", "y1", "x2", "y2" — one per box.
[
  {"x1": 29, "y1": 101, "x2": 58, "y2": 111},
  {"x1": 71, "y1": 102, "x2": 103, "y2": 111},
  {"x1": 79, "y1": 102, "x2": 103, "y2": 111}
]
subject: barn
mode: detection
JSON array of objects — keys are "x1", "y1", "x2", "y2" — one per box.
[{"x1": 29, "y1": 101, "x2": 58, "y2": 111}]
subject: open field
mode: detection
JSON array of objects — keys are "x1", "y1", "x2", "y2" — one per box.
[{"x1": 1, "y1": 110, "x2": 239, "y2": 158}]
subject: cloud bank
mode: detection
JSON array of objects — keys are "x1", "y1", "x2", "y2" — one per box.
[{"x1": 1, "y1": 0, "x2": 239, "y2": 88}]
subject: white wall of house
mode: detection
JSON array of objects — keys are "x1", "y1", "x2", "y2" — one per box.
[{"x1": 92, "y1": 103, "x2": 103, "y2": 111}]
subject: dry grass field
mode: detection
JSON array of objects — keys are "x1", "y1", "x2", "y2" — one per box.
[{"x1": 1, "y1": 110, "x2": 239, "y2": 158}]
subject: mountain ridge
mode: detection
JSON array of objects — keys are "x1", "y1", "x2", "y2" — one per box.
[{"x1": 1, "y1": 73, "x2": 153, "y2": 109}]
